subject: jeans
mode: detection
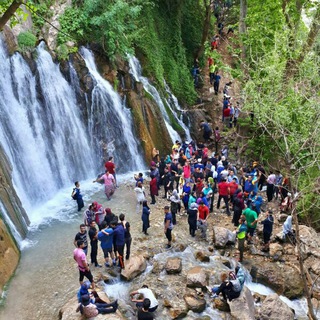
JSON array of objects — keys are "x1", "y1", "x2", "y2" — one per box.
[{"x1": 217, "y1": 195, "x2": 230, "y2": 215}]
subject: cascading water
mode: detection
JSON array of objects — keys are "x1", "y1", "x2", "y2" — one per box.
[
  {"x1": 0, "y1": 38, "x2": 144, "y2": 231},
  {"x1": 163, "y1": 81, "x2": 192, "y2": 142},
  {"x1": 128, "y1": 56, "x2": 190, "y2": 143},
  {"x1": 80, "y1": 48, "x2": 145, "y2": 172}
]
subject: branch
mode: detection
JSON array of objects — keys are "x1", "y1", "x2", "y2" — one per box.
[{"x1": 0, "y1": 0, "x2": 22, "y2": 30}]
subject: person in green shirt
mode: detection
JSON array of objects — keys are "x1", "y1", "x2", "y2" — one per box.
[{"x1": 243, "y1": 207, "x2": 258, "y2": 243}]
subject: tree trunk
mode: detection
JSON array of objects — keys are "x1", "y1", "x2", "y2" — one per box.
[
  {"x1": 291, "y1": 204, "x2": 318, "y2": 320},
  {"x1": 0, "y1": 0, "x2": 22, "y2": 30},
  {"x1": 194, "y1": 0, "x2": 212, "y2": 60},
  {"x1": 239, "y1": 0, "x2": 247, "y2": 62},
  {"x1": 285, "y1": 5, "x2": 320, "y2": 78}
]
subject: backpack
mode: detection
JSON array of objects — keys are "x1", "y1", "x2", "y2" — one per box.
[{"x1": 72, "y1": 188, "x2": 77, "y2": 200}]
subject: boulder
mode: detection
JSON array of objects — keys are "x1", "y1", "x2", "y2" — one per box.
[
  {"x1": 165, "y1": 257, "x2": 182, "y2": 274},
  {"x1": 299, "y1": 225, "x2": 320, "y2": 259},
  {"x1": 186, "y1": 267, "x2": 208, "y2": 288},
  {"x1": 195, "y1": 251, "x2": 210, "y2": 262},
  {"x1": 168, "y1": 304, "x2": 188, "y2": 319},
  {"x1": 213, "y1": 297, "x2": 230, "y2": 312},
  {"x1": 258, "y1": 293, "x2": 295, "y2": 320},
  {"x1": 183, "y1": 293, "x2": 206, "y2": 312},
  {"x1": 269, "y1": 243, "x2": 283, "y2": 257},
  {"x1": 213, "y1": 226, "x2": 236, "y2": 248},
  {"x1": 120, "y1": 255, "x2": 147, "y2": 281},
  {"x1": 59, "y1": 295, "x2": 123, "y2": 320},
  {"x1": 250, "y1": 263, "x2": 303, "y2": 298},
  {"x1": 228, "y1": 286, "x2": 255, "y2": 320},
  {"x1": 278, "y1": 214, "x2": 289, "y2": 223}
]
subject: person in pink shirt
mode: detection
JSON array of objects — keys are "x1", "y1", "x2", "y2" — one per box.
[
  {"x1": 73, "y1": 240, "x2": 95, "y2": 289},
  {"x1": 183, "y1": 160, "x2": 191, "y2": 183},
  {"x1": 94, "y1": 170, "x2": 116, "y2": 200},
  {"x1": 266, "y1": 171, "x2": 276, "y2": 202}
]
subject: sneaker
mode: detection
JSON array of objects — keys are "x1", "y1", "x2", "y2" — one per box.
[
  {"x1": 211, "y1": 293, "x2": 218, "y2": 299},
  {"x1": 165, "y1": 244, "x2": 171, "y2": 249},
  {"x1": 95, "y1": 264, "x2": 102, "y2": 268},
  {"x1": 112, "y1": 260, "x2": 117, "y2": 266},
  {"x1": 104, "y1": 262, "x2": 110, "y2": 267}
]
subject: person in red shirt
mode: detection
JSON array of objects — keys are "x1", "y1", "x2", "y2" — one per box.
[
  {"x1": 198, "y1": 201, "x2": 210, "y2": 239},
  {"x1": 217, "y1": 178, "x2": 231, "y2": 215},
  {"x1": 229, "y1": 178, "x2": 239, "y2": 203},
  {"x1": 105, "y1": 156, "x2": 117, "y2": 187}
]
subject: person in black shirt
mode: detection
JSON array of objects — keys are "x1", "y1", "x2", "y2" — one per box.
[
  {"x1": 104, "y1": 208, "x2": 116, "y2": 227},
  {"x1": 137, "y1": 298, "x2": 154, "y2": 320},
  {"x1": 261, "y1": 210, "x2": 274, "y2": 252},
  {"x1": 119, "y1": 213, "x2": 132, "y2": 260},
  {"x1": 88, "y1": 221, "x2": 101, "y2": 267},
  {"x1": 162, "y1": 167, "x2": 173, "y2": 199},
  {"x1": 74, "y1": 224, "x2": 88, "y2": 255}
]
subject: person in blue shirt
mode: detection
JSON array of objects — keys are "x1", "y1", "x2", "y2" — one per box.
[
  {"x1": 110, "y1": 220, "x2": 125, "y2": 269},
  {"x1": 98, "y1": 221, "x2": 114, "y2": 267},
  {"x1": 72, "y1": 181, "x2": 84, "y2": 212},
  {"x1": 213, "y1": 71, "x2": 221, "y2": 95}
]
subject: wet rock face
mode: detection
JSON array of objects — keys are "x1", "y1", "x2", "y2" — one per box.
[
  {"x1": 165, "y1": 257, "x2": 182, "y2": 274},
  {"x1": 120, "y1": 255, "x2": 147, "y2": 281},
  {"x1": 195, "y1": 251, "x2": 210, "y2": 262},
  {"x1": 183, "y1": 293, "x2": 206, "y2": 312},
  {"x1": 228, "y1": 286, "x2": 255, "y2": 320},
  {"x1": 250, "y1": 262, "x2": 304, "y2": 299},
  {"x1": 258, "y1": 293, "x2": 295, "y2": 320},
  {"x1": 186, "y1": 267, "x2": 208, "y2": 289}
]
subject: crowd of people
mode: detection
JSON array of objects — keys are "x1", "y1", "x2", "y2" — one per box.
[{"x1": 69, "y1": 18, "x2": 295, "y2": 318}]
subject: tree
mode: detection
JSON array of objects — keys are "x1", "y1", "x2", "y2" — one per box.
[
  {"x1": 194, "y1": 0, "x2": 214, "y2": 60},
  {"x1": 0, "y1": 0, "x2": 22, "y2": 30}
]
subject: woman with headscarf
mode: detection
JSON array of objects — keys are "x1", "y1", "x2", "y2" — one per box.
[
  {"x1": 188, "y1": 191, "x2": 197, "y2": 209},
  {"x1": 182, "y1": 181, "x2": 191, "y2": 211},
  {"x1": 141, "y1": 201, "x2": 150, "y2": 235},
  {"x1": 134, "y1": 181, "x2": 146, "y2": 213},
  {"x1": 208, "y1": 177, "x2": 216, "y2": 212},
  {"x1": 202, "y1": 183, "x2": 213, "y2": 211},
  {"x1": 170, "y1": 189, "x2": 181, "y2": 225},
  {"x1": 232, "y1": 192, "x2": 245, "y2": 226},
  {"x1": 216, "y1": 161, "x2": 224, "y2": 183},
  {"x1": 149, "y1": 174, "x2": 158, "y2": 204},
  {"x1": 92, "y1": 201, "x2": 105, "y2": 230},
  {"x1": 187, "y1": 202, "x2": 198, "y2": 237},
  {"x1": 282, "y1": 215, "x2": 296, "y2": 244}
]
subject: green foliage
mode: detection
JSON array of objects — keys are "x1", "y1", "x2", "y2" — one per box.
[
  {"x1": 134, "y1": 1, "x2": 199, "y2": 104},
  {"x1": 28, "y1": 0, "x2": 54, "y2": 33},
  {"x1": 58, "y1": 7, "x2": 89, "y2": 45},
  {"x1": 17, "y1": 31, "x2": 37, "y2": 51}
]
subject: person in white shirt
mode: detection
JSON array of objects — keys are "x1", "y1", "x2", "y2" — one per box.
[{"x1": 130, "y1": 285, "x2": 159, "y2": 312}]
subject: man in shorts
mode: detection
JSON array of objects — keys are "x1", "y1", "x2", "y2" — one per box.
[
  {"x1": 98, "y1": 221, "x2": 115, "y2": 267},
  {"x1": 73, "y1": 240, "x2": 95, "y2": 289}
]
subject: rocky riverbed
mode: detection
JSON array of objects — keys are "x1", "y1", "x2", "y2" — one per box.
[{"x1": 60, "y1": 181, "x2": 320, "y2": 320}]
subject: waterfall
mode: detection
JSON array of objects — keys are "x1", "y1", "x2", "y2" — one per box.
[
  {"x1": 0, "y1": 38, "x2": 144, "y2": 231},
  {"x1": 163, "y1": 81, "x2": 192, "y2": 142},
  {"x1": 80, "y1": 48, "x2": 144, "y2": 172},
  {"x1": 128, "y1": 56, "x2": 190, "y2": 143}
]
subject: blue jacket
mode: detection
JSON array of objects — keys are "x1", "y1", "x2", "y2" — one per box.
[{"x1": 113, "y1": 224, "x2": 125, "y2": 246}]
